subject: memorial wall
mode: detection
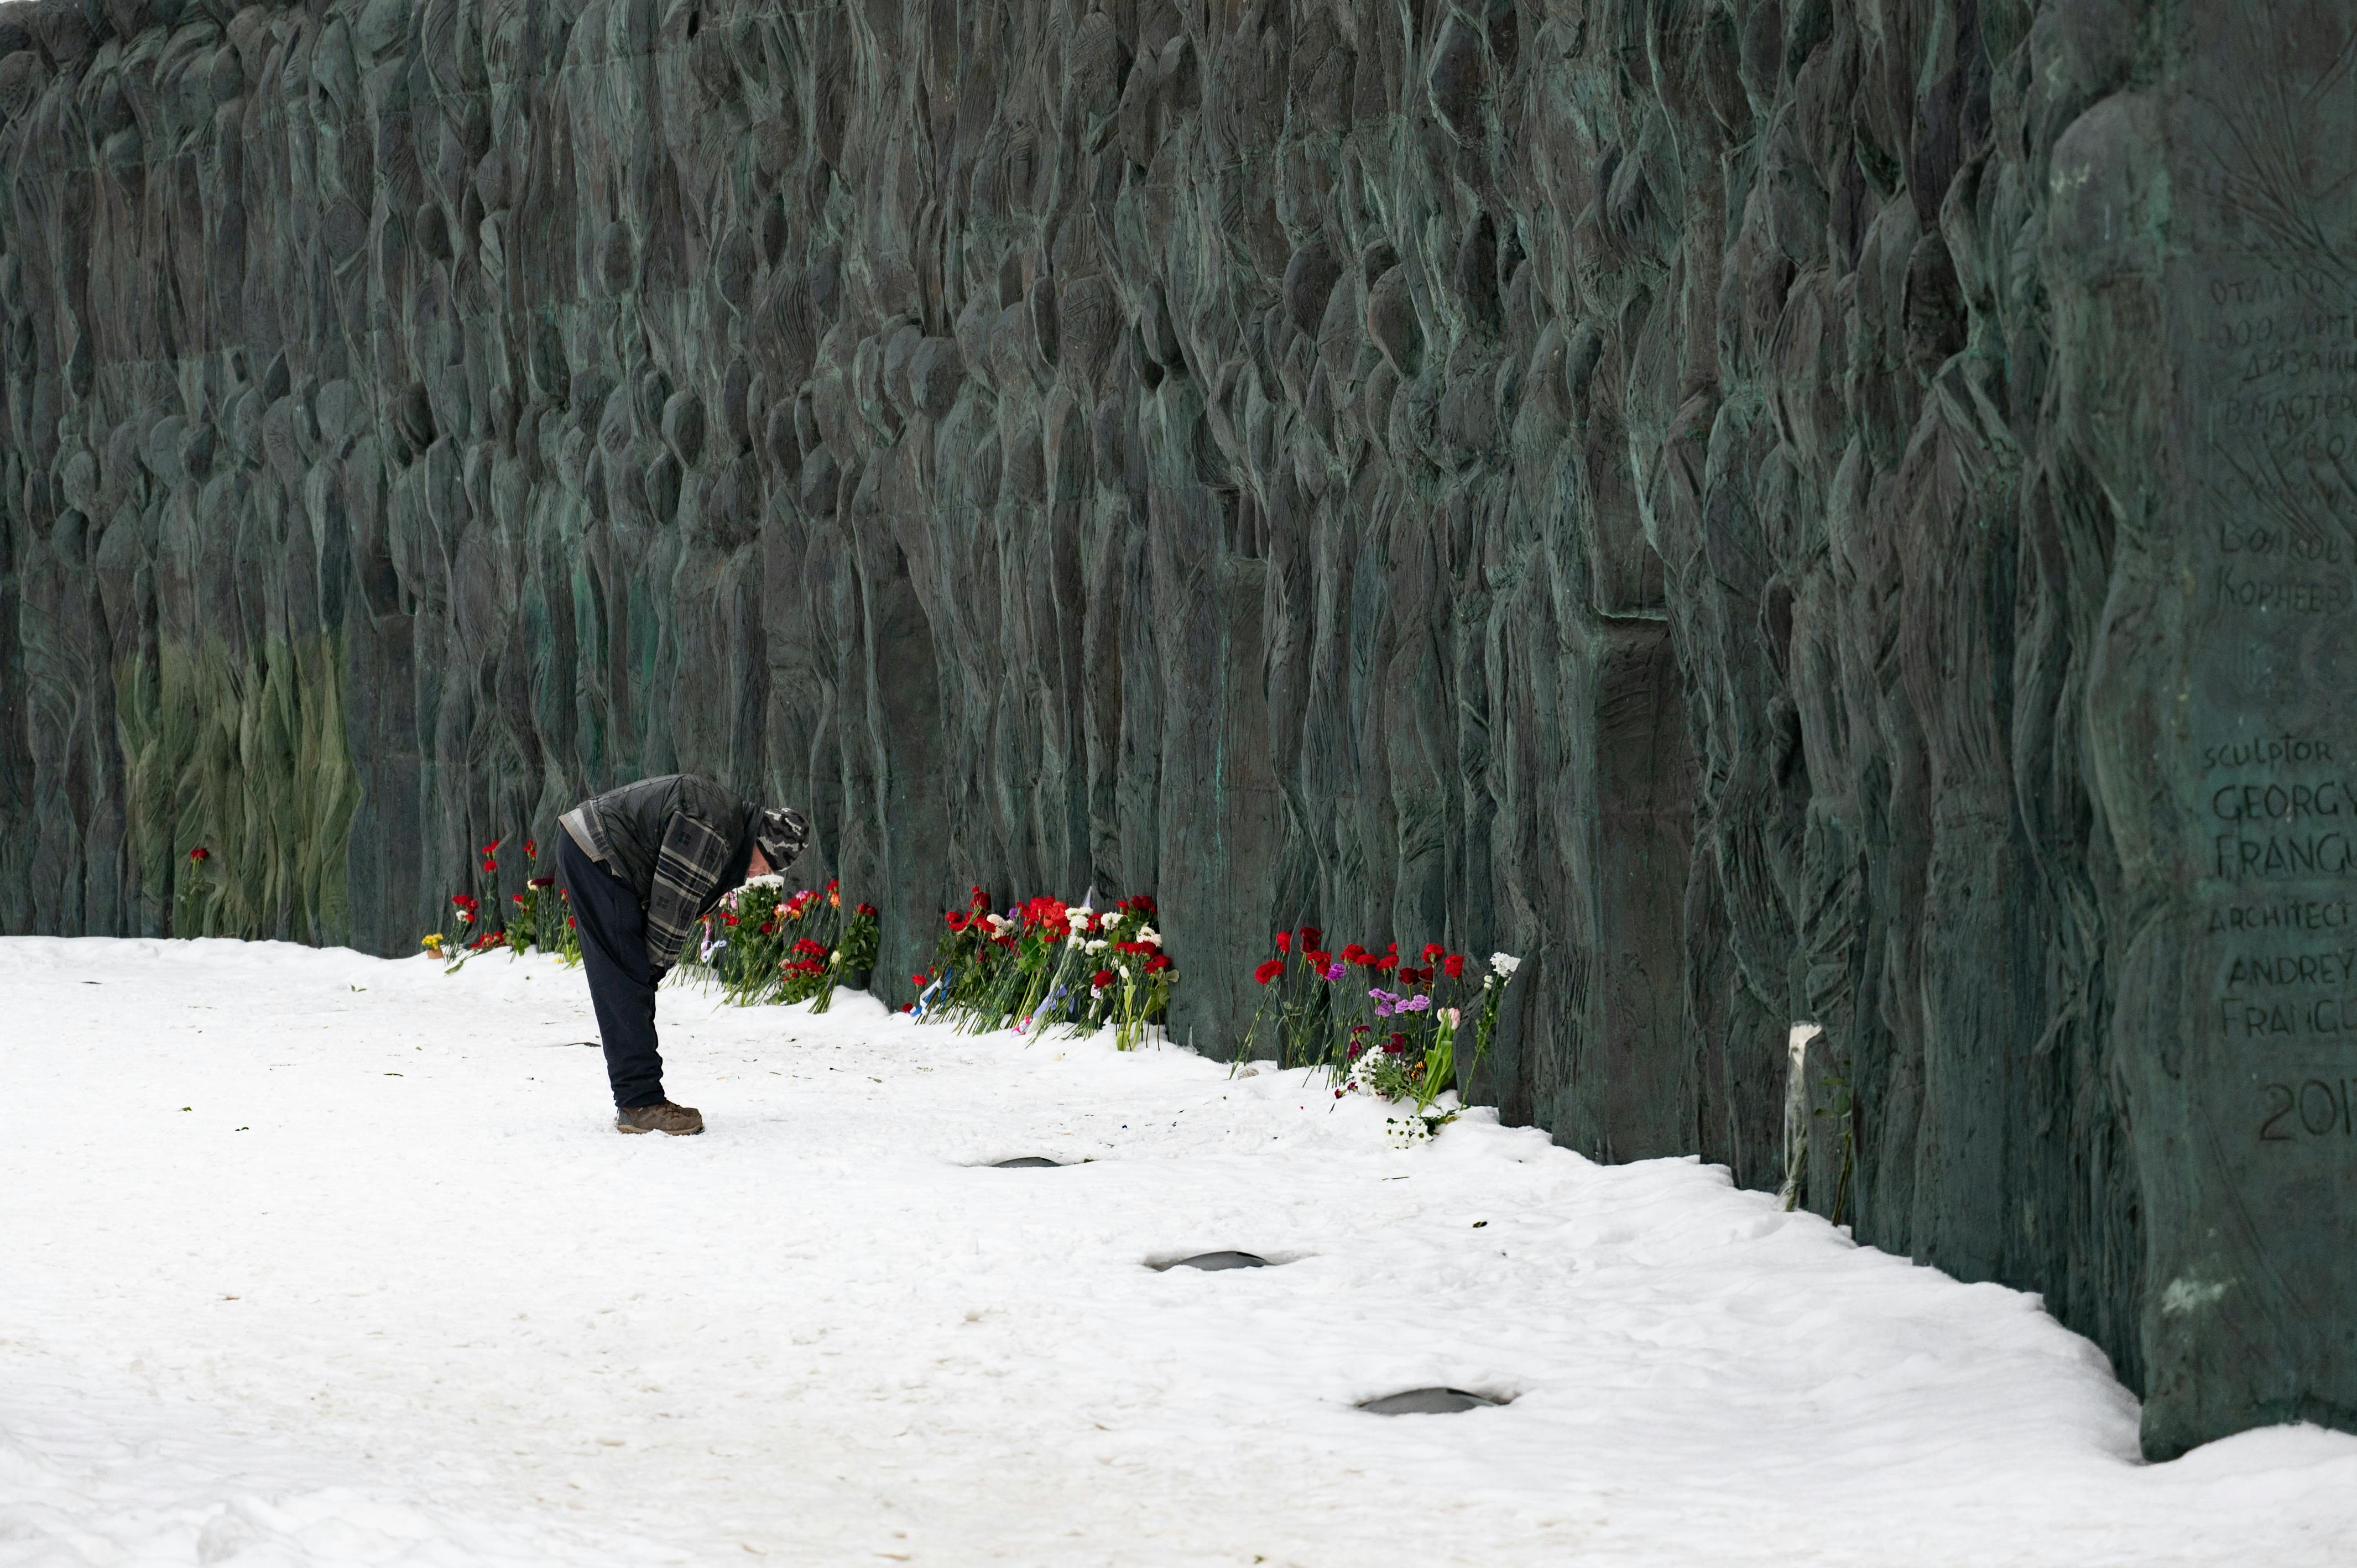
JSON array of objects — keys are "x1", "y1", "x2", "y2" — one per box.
[{"x1": 0, "y1": 0, "x2": 2340, "y2": 1452}]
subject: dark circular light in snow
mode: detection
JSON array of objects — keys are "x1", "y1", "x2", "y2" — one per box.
[
  {"x1": 1157, "y1": 1251, "x2": 1270, "y2": 1271},
  {"x1": 1358, "y1": 1388, "x2": 1504, "y2": 1415},
  {"x1": 990, "y1": 1157, "x2": 1062, "y2": 1168}
]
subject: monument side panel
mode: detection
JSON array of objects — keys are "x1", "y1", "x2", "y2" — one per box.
[{"x1": 2137, "y1": 0, "x2": 2357, "y2": 1458}]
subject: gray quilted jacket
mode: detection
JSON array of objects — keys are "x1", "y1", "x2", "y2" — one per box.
[{"x1": 561, "y1": 774, "x2": 757, "y2": 974}]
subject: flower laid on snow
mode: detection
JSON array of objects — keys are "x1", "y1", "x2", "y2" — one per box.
[
  {"x1": 1241, "y1": 927, "x2": 1524, "y2": 1137},
  {"x1": 919, "y1": 888, "x2": 1175, "y2": 1048}
]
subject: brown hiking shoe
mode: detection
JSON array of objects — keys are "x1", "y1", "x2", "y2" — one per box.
[{"x1": 616, "y1": 1101, "x2": 704, "y2": 1136}]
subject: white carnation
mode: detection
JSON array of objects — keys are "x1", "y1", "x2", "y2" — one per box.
[{"x1": 1490, "y1": 952, "x2": 1521, "y2": 978}]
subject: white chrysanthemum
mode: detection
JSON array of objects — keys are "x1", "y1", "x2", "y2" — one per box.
[
  {"x1": 1490, "y1": 952, "x2": 1521, "y2": 978},
  {"x1": 743, "y1": 872, "x2": 784, "y2": 889}
]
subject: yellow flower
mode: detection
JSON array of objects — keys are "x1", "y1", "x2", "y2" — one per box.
[{"x1": 421, "y1": 933, "x2": 446, "y2": 957}]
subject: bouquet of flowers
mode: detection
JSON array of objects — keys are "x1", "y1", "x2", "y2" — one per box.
[
  {"x1": 914, "y1": 890, "x2": 1177, "y2": 1048},
  {"x1": 810, "y1": 899, "x2": 879, "y2": 1013},
  {"x1": 1245, "y1": 931, "x2": 1522, "y2": 1137}
]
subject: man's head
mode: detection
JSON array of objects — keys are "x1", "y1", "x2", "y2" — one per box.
[{"x1": 755, "y1": 806, "x2": 808, "y2": 876}]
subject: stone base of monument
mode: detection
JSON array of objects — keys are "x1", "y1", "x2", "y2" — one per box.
[
  {"x1": 1358, "y1": 1388, "x2": 1506, "y2": 1415},
  {"x1": 1150, "y1": 1251, "x2": 1271, "y2": 1272}
]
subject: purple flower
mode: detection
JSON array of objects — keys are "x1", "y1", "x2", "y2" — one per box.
[{"x1": 1324, "y1": 962, "x2": 1345, "y2": 981}]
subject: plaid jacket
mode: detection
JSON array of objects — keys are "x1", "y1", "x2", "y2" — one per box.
[{"x1": 565, "y1": 774, "x2": 755, "y2": 974}]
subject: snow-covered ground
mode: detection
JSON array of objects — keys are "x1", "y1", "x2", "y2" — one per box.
[{"x1": 4, "y1": 938, "x2": 2354, "y2": 1567}]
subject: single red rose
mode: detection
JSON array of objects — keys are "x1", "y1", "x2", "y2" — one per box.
[
  {"x1": 1092, "y1": 968, "x2": 1117, "y2": 989},
  {"x1": 1255, "y1": 958, "x2": 1284, "y2": 985},
  {"x1": 1445, "y1": 953, "x2": 1466, "y2": 979},
  {"x1": 1275, "y1": 931, "x2": 1292, "y2": 954}
]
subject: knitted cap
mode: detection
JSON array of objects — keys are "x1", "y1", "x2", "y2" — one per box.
[{"x1": 757, "y1": 806, "x2": 808, "y2": 871}]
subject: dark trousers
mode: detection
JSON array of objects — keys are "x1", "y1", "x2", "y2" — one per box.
[{"x1": 559, "y1": 834, "x2": 666, "y2": 1109}]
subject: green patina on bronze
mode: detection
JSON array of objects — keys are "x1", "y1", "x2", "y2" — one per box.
[{"x1": 0, "y1": 0, "x2": 2340, "y2": 1454}]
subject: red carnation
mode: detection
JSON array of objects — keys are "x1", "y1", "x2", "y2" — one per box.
[
  {"x1": 188, "y1": 845, "x2": 210, "y2": 862},
  {"x1": 947, "y1": 911, "x2": 967, "y2": 930},
  {"x1": 1092, "y1": 968, "x2": 1117, "y2": 989},
  {"x1": 1445, "y1": 953, "x2": 1466, "y2": 979},
  {"x1": 1254, "y1": 958, "x2": 1284, "y2": 985},
  {"x1": 525, "y1": 839, "x2": 536, "y2": 858},
  {"x1": 1299, "y1": 927, "x2": 1323, "y2": 949},
  {"x1": 480, "y1": 842, "x2": 499, "y2": 855},
  {"x1": 1342, "y1": 943, "x2": 1367, "y2": 964},
  {"x1": 1275, "y1": 931, "x2": 1291, "y2": 954},
  {"x1": 912, "y1": 972, "x2": 931, "y2": 987},
  {"x1": 1376, "y1": 954, "x2": 1398, "y2": 971},
  {"x1": 1306, "y1": 949, "x2": 1333, "y2": 969},
  {"x1": 529, "y1": 876, "x2": 554, "y2": 888},
  {"x1": 1422, "y1": 942, "x2": 1445, "y2": 962},
  {"x1": 481, "y1": 858, "x2": 497, "y2": 874},
  {"x1": 1145, "y1": 954, "x2": 1172, "y2": 974},
  {"x1": 567, "y1": 916, "x2": 576, "y2": 928}
]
